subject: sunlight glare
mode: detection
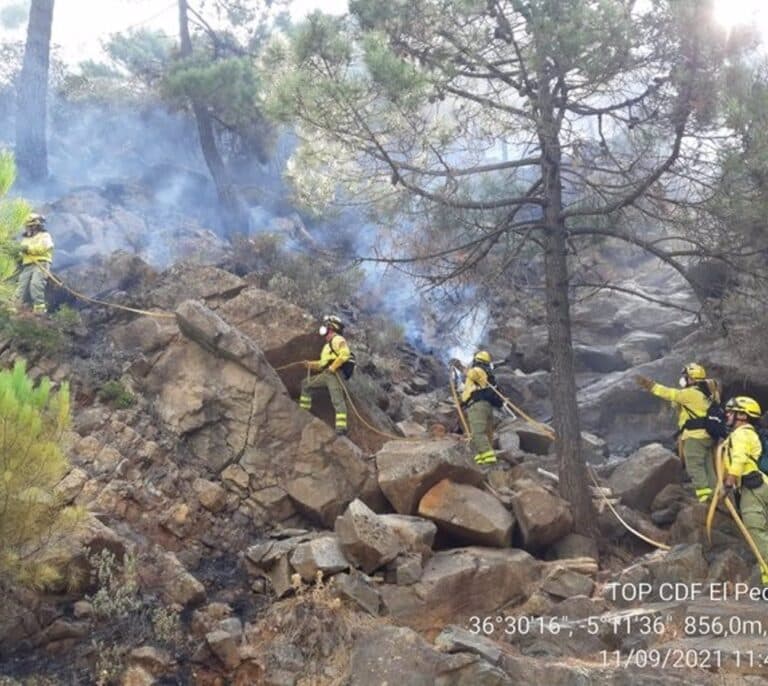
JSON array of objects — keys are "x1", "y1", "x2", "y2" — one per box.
[{"x1": 712, "y1": 0, "x2": 768, "y2": 37}]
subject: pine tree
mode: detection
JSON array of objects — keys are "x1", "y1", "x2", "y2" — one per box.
[
  {"x1": 0, "y1": 359, "x2": 78, "y2": 589},
  {"x1": 265, "y1": 1, "x2": 758, "y2": 532},
  {"x1": 15, "y1": 0, "x2": 55, "y2": 183},
  {"x1": 0, "y1": 150, "x2": 31, "y2": 307}
]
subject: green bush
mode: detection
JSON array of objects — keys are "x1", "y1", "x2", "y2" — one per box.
[
  {"x1": 0, "y1": 359, "x2": 79, "y2": 589},
  {"x1": 98, "y1": 380, "x2": 135, "y2": 409},
  {"x1": 87, "y1": 549, "x2": 141, "y2": 620},
  {"x1": 51, "y1": 304, "x2": 82, "y2": 330},
  {"x1": 0, "y1": 313, "x2": 66, "y2": 355}
]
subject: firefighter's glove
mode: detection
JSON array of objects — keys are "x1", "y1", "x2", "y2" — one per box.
[{"x1": 634, "y1": 375, "x2": 654, "y2": 391}]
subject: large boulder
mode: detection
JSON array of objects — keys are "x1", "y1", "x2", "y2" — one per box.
[
  {"x1": 133, "y1": 300, "x2": 373, "y2": 528},
  {"x1": 141, "y1": 265, "x2": 247, "y2": 311},
  {"x1": 616, "y1": 331, "x2": 669, "y2": 367},
  {"x1": 214, "y1": 286, "x2": 314, "y2": 351},
  {"x1": 573, "y1": 343, "x2": 628, "y2": 373},
  {"x1": 501, "y1": 418, "x2": 554, "y2": 455},
  {"x1": 607, "y1": 443, "x2": 683, "y2": 512},
  {"x1": 511, "y1": 483, "x2": 573, "y2": 548},
  {"x1": 154, "y1": 551, "x2": 206, "y2": 607},
  {"x1": 379, "y1": 547, "x2": 540, "y2": 632},
  {"x1": 335, "y1": 499, "x2": 403, "y2": 574},
  {"x1": 376, "y1": 438, "x2": 483, "y2": 514},
  {"x1": 643, "y1": 543, "x2": 709, "y2": 586},
  {"x1": 288, "y1": 536, "x2": 349, "y2": 582},
  {"x1": 348, "y1": 625, "x2": 511, "y2": 686},
  {"x1": 379, "y1": 514, "x2": 438, "y2": 555},
  {"x1": 418, "y1": 479, "x2": 515, "y2": 547}
]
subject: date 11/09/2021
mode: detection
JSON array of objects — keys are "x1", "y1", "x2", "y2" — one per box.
[{"x1": 600, "y1": 649, "x2": 768, "y2": 669}]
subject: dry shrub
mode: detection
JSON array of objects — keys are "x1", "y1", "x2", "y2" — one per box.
[{"x1": 243, "y1": 572, "x2": 379, "y2": 685}]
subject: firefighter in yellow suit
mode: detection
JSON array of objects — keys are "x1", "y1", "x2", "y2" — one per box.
[
  {"x1": 299, "y1": 315, "x2": 353, "y2": 435},
  {"x1": 636, "y1": 363, "x2": 718, "y2": 502},
  {"x1": 15, "y1": 213, "x2": 54, "y2": 315},
  {"x1": 460, "y1": 350, "x2": 503, "y2": 465},
  {"x1": 721, "y1": 396, "x2": 768, "y2": 585}
]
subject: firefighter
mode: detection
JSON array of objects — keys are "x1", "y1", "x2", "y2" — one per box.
[
  {"x1": 635, "y1": 363, "x2": 720, "y2": 502},
  {"x1": 299, "y1": 315, "x2": 355, "y2": 435},
  {"x1": 721, "y1": 396, "x2": 768, "y2": 585},
  {"x1": 459, "y1": 350, "x2": 504, "y2": 465},
  {"x1": 15, "y1": 212, "x2": 53, "y2": 315}
]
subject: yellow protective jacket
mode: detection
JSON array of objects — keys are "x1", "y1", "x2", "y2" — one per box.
[
  {"x1": 650, "y1": 383, "x2": 709, "y2": 441},
  {"x1": 723, "y1": 424, "x2": 763, "y2": 479},
  {"x1": 315, "y1": 333, "x2": 351, "y2": 373},
  {"x1": 461, "y1": 366, "x2": 490, "y2": 405},
  {"x1": 20, "y1": 231, "x2": 54, "y2": 265}
]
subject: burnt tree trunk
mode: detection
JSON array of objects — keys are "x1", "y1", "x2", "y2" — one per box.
[
  {"x1": 15, "y1": 0, "x2": 55, "y2": 184},
  {"x1": 178, "y1": 0, "x2": 249, "y2": 239},
  {"x1": 536, "y1": 74, "x2": 596, "y2": 535}
]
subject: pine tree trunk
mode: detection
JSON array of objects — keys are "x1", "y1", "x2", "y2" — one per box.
[
  {"x1": 177, "y1": 0, "x2": 249, "y2": 239},
  {"x1": 537, "y1": 79, "x2": 596, "y2": 535},
  {"x1": 15, "y1": 0, "x2": 55, "y2": 184}
]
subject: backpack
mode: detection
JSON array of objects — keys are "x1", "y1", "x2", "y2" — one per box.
[
  {"x1": 681, "y1": 383, "x2": 729, "y2": 440},
  {"x1": 682, "y1": 401, "x2": 729, "y2": 440},
  {"x1": 329, "y1": 336, "x2": 356, "y2": 379},
  {"x1": 465, "y1": 367, "x2": 504, "y2": 409}
]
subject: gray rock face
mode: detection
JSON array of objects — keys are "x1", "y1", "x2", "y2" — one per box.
[
  {"x1": 335, "y1": 499, "x2": 403, "y2": 574},
  {"x1": 349, "y1": 625, "x2": 511, "y2": 686},
  {"x1": 206, "y1": 629, "x2": 242, "y2": 669},
  {"x1": 157, "y1": 551, "x2": 206, "y2": 606},
  {"x1": 418, "y1": 479, "x2": 515, "y2": 548},
  {"x1": 133, "y1": 299, "x2": 374, "y2": 528},
  {"x1": 146, "y1": 265, "x2": 247, "y2": 311},
  {"x1": 379, "y1": 547, "x2": 540, "y2": 632},
  {"x1": 192, "y1": 478, "x2": 227, "y2": 513},
  {"x1": 616, "y1": 331, "x2": 669, "y2": 366},
  {"x1": 548, "y1": 533, "x2": 599, "y2": 562},
  {"x1": 608, "y1": 442, "x2": 683, "y2": 511},
  {"x1": 577, "y1": 354, "x2": 687, "y2": 454},
  {"x1": 503, "y1": 419, "x2": 554, "y2": 455},
  {"x1": 379, "y1": 514, "x2": 437, "y2": 557},
  {"x1": 434, "y1": 625, "x2": 504, "y2": 665},
  {"x1": 333, "y1": 571, "x2": 381, "y2": 615},
  {"x1": 511, "y1": 484, "x2": 573, "y2": 548},
  {"x1": 110, "y1": 316, "x2": 178, "y2": 356},
  {"x1": 288, "y1": 536, "x2": 349, "y2": 582},
  {"x1": 644, "y1": 543, "x2": 709, "y2": 585},
  {"x1": 540, "y1": 567, "x2": 595, "y2": 599},
  {"x1": 376, "y1": 438, "x2": 484, "y2": 514},
  {"x1": 573, "y1": 343, "x2": 628, "y2": 374}
]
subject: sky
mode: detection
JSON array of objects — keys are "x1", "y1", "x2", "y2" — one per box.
[
  {"x1": 712, "y1": 0, "x2": 768, "y2": 37},
  {"x1": 0, "y1": 0, "x2": 348, "y2": 64},
  {"x1": 1, "y1": 0, "x2": 767, "y2": 64},
  {"x1": 38, "y1": 0, "x2": 768, "y2": 65}
]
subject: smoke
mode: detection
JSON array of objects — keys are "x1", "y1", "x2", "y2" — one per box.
[
  {"x1": 0, "y1": 83, "x2": 494, "y2": 349},
  {"x1": 445, "y1": 302, "x2": 490, "y2": 363}
]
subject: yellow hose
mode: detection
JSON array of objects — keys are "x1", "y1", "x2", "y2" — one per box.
[
  {"x1": 40, "y1": 265, "x2": 175, "y2": 319},
  {"x1": 706, "y1": 443, "x2": 724, "y2": 544}
]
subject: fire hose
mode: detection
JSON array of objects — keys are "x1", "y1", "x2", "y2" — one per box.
[{"x1": 706, "y1": 442, "x2": 768, "y2": 579}]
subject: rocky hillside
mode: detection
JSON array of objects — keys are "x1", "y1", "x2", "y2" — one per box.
[{"x1": 1, "y1": 234, "x2": 766, "y2": 685}]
